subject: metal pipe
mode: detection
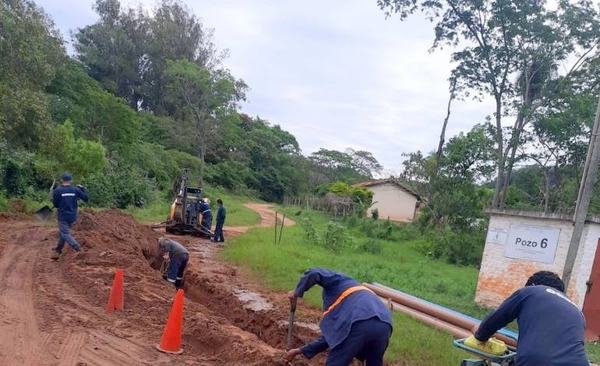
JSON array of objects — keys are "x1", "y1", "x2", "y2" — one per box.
[
  {"x1": 377, "y1": 296, "x2": 471, "y2": 339},
  {"x1": 363, "y1": 283, "x2": 517, "y2": 348},
  {"x1": 372, "y1": 282, "x2": 519, "y2": 341}
]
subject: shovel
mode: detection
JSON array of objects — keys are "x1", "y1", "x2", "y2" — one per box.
[
  {"x1": 34, "y1": 205, "x2": 54, "y2": 221},
  {"x1": 286, "y1": 297, "x2": 297, "y2": 351}
]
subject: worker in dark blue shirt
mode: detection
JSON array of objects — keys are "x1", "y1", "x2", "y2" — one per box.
[
  {"x1": 472, "y1": 270, "x2": 589, "y2": 366},
  {"x1": 212, "y1": 199, "x2": 226, "y2": 242},
  {"x1": 51, "y1": 172, "x2": 89, "y2": 260},
  {"x1": 199, "y1": 199, "x2": 212, "y2": 238},
  {"x1": 158, "y1": 237, "x2": 190, "y2": 289},
  {"x1": 285, "y1": 267, "x2": 393, "y2": 366}
]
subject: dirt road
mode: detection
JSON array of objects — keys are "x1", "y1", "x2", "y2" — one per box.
[{"x1": 0, "y1": 204, "x2": 336, "y2": 366}]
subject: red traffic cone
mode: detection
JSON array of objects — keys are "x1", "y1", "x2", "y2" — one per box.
[
  {"x1": 156, "y1": 289, "x2": 184, "y2": 354},
  {"x1": 106, "y1": 269, "x2": 124, "y2": 313}
]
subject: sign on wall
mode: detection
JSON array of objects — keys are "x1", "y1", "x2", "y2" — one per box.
[
  {"x1": 504, "y1": 224, "x2": 561, "y2": 264},
  {"x1": 486, "y1": 228, "x2": 508, "y2": 245}
]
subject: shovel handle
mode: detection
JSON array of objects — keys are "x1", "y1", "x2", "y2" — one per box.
[{"x1": 290, "y1": 297, "x2": 297, "y2": 312}]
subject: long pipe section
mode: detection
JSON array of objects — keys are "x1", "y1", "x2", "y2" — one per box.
[
  {"x1": 363, "y1": 283, "x2": 517, "y2": 348},
  {"x1": 372, "y1": 282, "x2": 519, "y2": 341},
  {"x1": 378, "y1": 297, "x2": 471, "y2": 339}
]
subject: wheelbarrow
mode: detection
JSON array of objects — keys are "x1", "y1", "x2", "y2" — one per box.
[{"x1": 453, "y1": 336, "x2": 516, "y2": 366}]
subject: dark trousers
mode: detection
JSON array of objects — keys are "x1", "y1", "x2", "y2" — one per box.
[
  {"x1": 214, "y1": 221, "x2": 224, "y2": 242},
  {"x1": 55, "y1": 220, "x2": 81, "y2": 253},
  {"x1": 326, "y1": 317, "x2": 392, "y2": 366},
  {"x1": 167, "y1": 253, "x2": 189, "y2": 285}
]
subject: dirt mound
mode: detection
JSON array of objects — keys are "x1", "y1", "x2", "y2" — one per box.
[{"x1": 36, "y1": 208, "x2": 320, "y2": 365}]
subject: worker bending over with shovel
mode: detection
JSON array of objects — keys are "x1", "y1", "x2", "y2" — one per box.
[
  {"x1": 157, "y1": 237, "x2": 189, "y2": 290},
  {"x1": 472, "y1": 270, "x2": 588, "y2": 366},
  {"x1": 285, "y1": 267, "x2": 393, "y2": 366}
]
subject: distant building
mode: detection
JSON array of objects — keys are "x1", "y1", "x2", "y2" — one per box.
[{"x1": 353, "y1": 178, "x2": 422, "y2": 222}]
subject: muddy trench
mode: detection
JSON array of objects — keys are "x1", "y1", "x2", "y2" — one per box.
[{"x1": 143, "y1": 246, "x2": 321, "y2": 353}]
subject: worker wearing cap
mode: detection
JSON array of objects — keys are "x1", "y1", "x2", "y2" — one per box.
[
  {"x1": 157, "y1": 237, "x2": 189, "y2": 289},
  {"x1": 199, "y1": 199, "x2": 212, "y2": 238},
  {"x1": 285, "y1": 267, "x2": 393, "y2": 366},
  {"x1": 472, "y1": 270, "x2": 589, "y2": 366},
  {"x1": 51, "y1": 172, "x2": 89, "y2": 260}
]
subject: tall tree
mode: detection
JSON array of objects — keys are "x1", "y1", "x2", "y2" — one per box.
[
  {"x1": 0, "y1": 0, "x2": 65, "y2": 149},
  {"x1": 164, "y1": 59, "x2": 246, "y2": 186},
  {"x1": 377, "y1": 0, "x2": 600, "y2": 208}
]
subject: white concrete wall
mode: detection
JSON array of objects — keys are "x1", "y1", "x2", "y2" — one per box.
[
  {"x1": 475, "y1": 210, "x2": 600, "y2": 310},
  {"x1": 368, "y1": 184, "x2": 417, "y2": 222}
]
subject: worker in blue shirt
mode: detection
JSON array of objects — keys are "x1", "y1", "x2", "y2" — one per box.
[
  {"x1": 51, "y1": 172, "x2": 89, "y2": 260},
  {"x1": 157, "y1": 237, "x2": 189, "y2": 289},
  {"x1": 212, "y1": 198, "x2": 226, "y2": 242},
  {"x1": 285, "y1": 267, "x2": 393, "y2": 366},
  {"x1": 198, "y1": 199, "x2": 212, "y2": 238},
  {"x1": 472, "y1": 270, "x2": 589, "y2": 366}
]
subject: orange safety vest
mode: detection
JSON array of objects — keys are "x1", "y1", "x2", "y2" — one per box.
[{"x1": 322, "y1": 285, "x2": 375, "y2": 317}]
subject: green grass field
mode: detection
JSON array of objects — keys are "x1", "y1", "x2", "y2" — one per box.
[{"x1": 221, "y1": 205, "x2": 600, "y2": 365}]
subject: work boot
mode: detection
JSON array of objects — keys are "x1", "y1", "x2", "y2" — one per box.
[
  {"x1": 74, "y1": 246, "x2": 85, "y2": 258},
  {"x1": 51, "y1": 250, "x2": 61, "y2": 260}
]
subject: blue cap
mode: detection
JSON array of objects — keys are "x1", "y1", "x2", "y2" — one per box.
[{"x1": 61, "y1": 172, "x2": 72, "y2": 181}]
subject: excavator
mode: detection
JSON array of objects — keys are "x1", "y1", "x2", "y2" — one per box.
[{"x1": 165, "y1": 168, "x2": 213, "y2": 239}]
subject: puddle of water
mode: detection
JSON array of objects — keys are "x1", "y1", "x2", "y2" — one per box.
[
  {"x1": 276, "y1": 320, "x2": 321, "y2": 332},
  {"x1": 191, "y1": 244, "x2": 215, "y2": 258},
  {"x1": 232, "y1": 287, "x2": 274, "y2": 312}
]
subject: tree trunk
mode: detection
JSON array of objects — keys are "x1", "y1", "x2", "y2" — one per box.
[
  {"x1": 428, "y1": 81, "x2": 456, "y2": 218},
  {"x1": 543, "y1": 167, "x2": 551, "y2": 213},
  {"x1": 500, "y1": 66, "x2": 533, "y2": 208},
  {"x1": 492, "y1": 96, "x2": 505, "y2": 208},
  {"x1": 435, "y1": 80, "x2": 457, "y2": 165},
  {"x1": 499, "y1": 112, "x2": 526, "y2": 208}
]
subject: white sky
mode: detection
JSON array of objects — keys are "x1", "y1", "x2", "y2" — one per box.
[{"x1": 38, "y1": 0, "x2": 500, "y2": 175}]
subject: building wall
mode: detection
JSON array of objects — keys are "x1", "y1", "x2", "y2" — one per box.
[
  {"x1": 475, "y1": 210, "x2": 600, "y2": 310},
  {"x1": 368, "y1": 183, "x2": 418, "y2": 222}
]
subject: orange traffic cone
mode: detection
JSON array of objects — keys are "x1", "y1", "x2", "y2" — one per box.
[
  {"x1": 106, "y1": 269, "x2": 124, "y2": 313},
  {"x1": 156, "y1": 289, "x2": 185, "y2": 354}
]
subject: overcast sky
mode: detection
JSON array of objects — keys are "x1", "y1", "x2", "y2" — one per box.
[{"x1": 36, "y1": 0, "x2": 498, "y2": 176}]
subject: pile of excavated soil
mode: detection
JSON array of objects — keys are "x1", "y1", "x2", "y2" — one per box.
[{"x1": 36, "y1": 208, "x2": 321, "y2": 365}]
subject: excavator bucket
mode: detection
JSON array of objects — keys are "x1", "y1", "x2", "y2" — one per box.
[{"x1": 34, "y1": 205, "x2": 53, "y2": 221}]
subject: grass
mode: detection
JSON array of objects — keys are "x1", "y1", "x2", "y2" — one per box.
[
  {"x1": 220, "y1": 212, "x2": 481, "y2": 365},
  {"x1": 221, "y1": 206, "x2": 600, "y2": 365}
]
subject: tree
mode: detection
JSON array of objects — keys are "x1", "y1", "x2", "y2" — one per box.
[
  {"x1": 346, "y1": 148, "x2": 383, "y2": 178},
  {"x1": 73, "y1": 0, "x2": 147, "y2": 109},
  {"x1": 378, "y1": 0, "x2": 600, "y2": 208},
  {"x1": 0, "y1": 0, "x2": 65, "y2": 149},
  {"x1": 165, "y1": 59, "x2": 246, "y2": 186}
]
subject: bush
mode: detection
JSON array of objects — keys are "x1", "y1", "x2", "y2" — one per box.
[
  {"x1": 371, "y1": 208, "x2": 379, "y2": 220},
  {"x1": 299, "y1": 216, "x2": 320, "y2": 244},
  {"x1": 323, "y1": 221, "x2": 353, "y2": 252},
  {"x1": 82, "y1": 163, "x2": 158, "y2": 209},
  {"x1": 358, "y1": 239, "x2": 383, "y2": 255},
  {"x1": 423, "y1": 228, "x2": 485, "y2": 266}
]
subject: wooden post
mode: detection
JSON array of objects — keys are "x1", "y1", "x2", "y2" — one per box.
[{"x1": 563, "y1": 93, "x2": 600, "y2": 291}]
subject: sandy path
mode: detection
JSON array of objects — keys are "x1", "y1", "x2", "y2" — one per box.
[
  {"x1": 0, "y1": 222, "x2": 48, "y2": 365},
  {"x1": 223, "y1": 203, "x2": 295, "y2": 236}
]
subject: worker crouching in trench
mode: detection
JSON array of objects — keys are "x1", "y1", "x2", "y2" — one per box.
[
  {"x1": 285, "y1": 267, "x2": 394, "y2": 366},
  {"x1": 157, "y1": 236, "x2": 189, "y2": 290}
]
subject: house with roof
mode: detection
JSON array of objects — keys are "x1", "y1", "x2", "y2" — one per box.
[{"x1": 353, "y1": 178, "x2": 422, "y2": 222}]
